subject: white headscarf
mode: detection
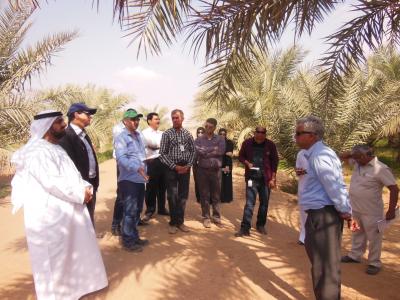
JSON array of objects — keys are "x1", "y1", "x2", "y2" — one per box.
[{"x1": 11, "y1": 110, "x2": 63, "y2": 213}]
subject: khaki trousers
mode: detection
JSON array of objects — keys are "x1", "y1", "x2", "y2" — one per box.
[{"x1": 348, "y1": 211, "x2": 383, "y2": 268}]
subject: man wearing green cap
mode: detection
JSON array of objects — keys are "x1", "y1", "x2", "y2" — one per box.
[{"x1": 114, "y1": 109, "x2": 149, "y2": 252}]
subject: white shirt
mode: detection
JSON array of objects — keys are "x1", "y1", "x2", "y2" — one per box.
[
  {"x1": 296, "y1": 149, "x2": 309, "y2": 204},
  {"x1": 142, "y1": 126, "x2": 164, "y2": 159},
  {"x1": 70, "y1": 123, "x2": 97, "y2": 178}
]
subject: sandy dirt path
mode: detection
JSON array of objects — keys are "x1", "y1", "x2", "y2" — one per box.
[{"x1": 0, "y1": 159, "x2": 399, "y2": 299}]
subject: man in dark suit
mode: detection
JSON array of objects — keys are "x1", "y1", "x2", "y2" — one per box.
[{"x1": 59, "y1": 103, "x2": 99, "y2": 226}]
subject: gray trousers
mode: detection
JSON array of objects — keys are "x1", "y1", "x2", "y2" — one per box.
[
  {"x1": 348, "y1": 211, "x2": 382, "y2": 268},
  {"x1": 305, "y1": 206, "x2": 343, "y2": 300},
  {"x1": 197, "y1": 167, "x2": 221, "y2": 220}
]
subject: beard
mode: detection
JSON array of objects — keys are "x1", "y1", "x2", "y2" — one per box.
[{"x1": 50, "y1": 128, "x2": 66, "y2": 140}]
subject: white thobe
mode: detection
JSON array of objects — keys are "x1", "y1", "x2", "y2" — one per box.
[
  {"x1": 296, "y1": 150, "x2": 308, "y2": 243},
  {"x1": 11, "y1": 139, "x2": 108, "y2": 300}
]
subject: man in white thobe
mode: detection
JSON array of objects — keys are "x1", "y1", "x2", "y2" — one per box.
[{"x1": 11, "y1": 110, "x2": 108, "y2": 300}]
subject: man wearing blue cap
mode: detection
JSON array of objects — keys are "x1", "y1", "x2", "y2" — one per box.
[
  {"x1": 114, "y1": 109, "x2": 149, "y2": 252},
  {"x1": 59, "y1": 102, "x2": 99, "y2": 226}
]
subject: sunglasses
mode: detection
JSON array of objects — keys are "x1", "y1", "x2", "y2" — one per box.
[
  {"x1": 295, "y1": 131, "x2": 315, "y2": 136},
  {"x1": 255, "y1": 130, "x2": 266, "y2": 134},
  {"x1": 79, "y1": 111, "x2": 91, "y2": 116}
]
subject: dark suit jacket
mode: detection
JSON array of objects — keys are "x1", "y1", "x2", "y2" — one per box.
[{"x1": 59, "y1": 126, "x2": 99, "y2": 191}]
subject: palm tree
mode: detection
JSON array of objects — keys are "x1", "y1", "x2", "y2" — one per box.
[
  {"x1": 0, "y1": 3, "x2": 77, "y2": 170},
  {"x1": 194, "y1": 46, "x2": 400, "y2": 167}
]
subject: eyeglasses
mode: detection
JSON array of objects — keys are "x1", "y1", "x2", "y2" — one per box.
[
  {"x1": 255, "y1": 130, "x2": 266, "y2": 134},
  {"x1": 79, "y1": 111, "x2": 91, "y2": 116},
  {"x1": 197, "y1": 131, "x2": 204, "y2": 134},
  {"x1": 295, "y1": 131, "x2": 315, "y2": 136}
]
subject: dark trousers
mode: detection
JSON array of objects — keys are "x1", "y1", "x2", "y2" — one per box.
[
  {"x1": 305, "y1": 206, "x2": 343, "y2": 300},
  {"x1": 119, "y1": 180, "x2": 145, "y2": 247},
  {"x1": 145, "y1": 158, "x2": 167, "y2": 216},
  {"x1": 112, "y1": 165, "x2": 123, "y2": 230},
  {"x1": 240, "y1": 179, "x2": 270, "y2": 232},
  {"x1": 165, "y1": 168, "x2": 190, "y2": 226},
  {"x1": 197, "y1": 167, "x2": 221, "y2": 220},
  {"x1": 87, "y1": 177, "x2": 98, "y2": 227}
]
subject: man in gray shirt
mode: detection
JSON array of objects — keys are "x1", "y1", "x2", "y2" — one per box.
[{"x1": 194, "y1": 118, "x2": 225, "y2": 228}]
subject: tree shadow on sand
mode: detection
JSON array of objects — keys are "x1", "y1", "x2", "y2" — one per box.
[{"x1": 1, "y1": 161, "x2": 400, "y2": 299}]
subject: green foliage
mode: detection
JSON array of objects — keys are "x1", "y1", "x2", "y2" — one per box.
[{"x1": 194, "y1": 46, "x2": 400, "y2": 168}]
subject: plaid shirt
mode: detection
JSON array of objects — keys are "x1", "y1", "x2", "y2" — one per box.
[{"x1": 159, "y1": 127, "x2": 195, "y2": 170}]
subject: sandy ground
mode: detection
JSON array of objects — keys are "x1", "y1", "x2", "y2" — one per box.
[{"x1": 0, "y1": 159, "x2": 399, "y2": 300}]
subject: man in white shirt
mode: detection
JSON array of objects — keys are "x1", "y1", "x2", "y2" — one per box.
[{"x1": 142, "y1": 112, "x2": 169, "y2": 222}]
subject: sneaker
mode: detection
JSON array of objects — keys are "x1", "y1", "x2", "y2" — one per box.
[
  {"x1": 168, "y1": 225, "x2": 178, "y2": 234},
  {"x1": 203, "y1": 219, "x2": 211, "y2": 228},
  {"x1": 366, "y1": 265, "x2": 380, "y2": 275},
  {"x1": 256, "y1": 226, "x2": 267, "y2": 235},
  {"x1": 341, "y1": 255, "x2": 360, "y2": 263},
  {"x1": 234, "y1": 229, "x2": 250, "y2": 237},
  {"x1": 136, "y1": 238, "x2": 149, "y2": 246},
  {"x1": 122, "y1": 243, "x2": 143, "y2": 253},
  {"x1": 177, "y1": 224, "x2": 190, "y2": 232}
]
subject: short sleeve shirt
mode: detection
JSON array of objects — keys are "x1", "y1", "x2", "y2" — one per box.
[{"x1": 349, "y1": 157, "x2": 397, "y2": 216}]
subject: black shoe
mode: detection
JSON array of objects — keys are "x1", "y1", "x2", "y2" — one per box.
[
  {"x1": 256, "y1": 226, "x2": 267, "y2": 235},
  {"x1": 297, "y1": 240, "x2": 304, "y2": 246},
  {"x1": 111, "y1": 227, "x2": 122, "y2": 236},
  {"x1": 136, "y1": 238, "x2": 149, "y2": 246},
  {"x1": 122, "y1": 244, "x2": 143, "y2": 253},
  {"x1": 234, "y1": 230, "x2": 250, "y2": 237},
  {"x1": 138, "y1": 219, "x2": 150, "y2": 226},
  {"x1": 158, "y1": 209, "x2": 169, "y2": 216},
  {"x1": 366, "y1": 265, "x2": 380, "y2": 275},
  {"x1": 341, "y1": 255, "x2": 360, "y2": 263}
]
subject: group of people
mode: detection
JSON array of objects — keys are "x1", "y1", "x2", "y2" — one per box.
[{"x1": 10, "y1": 104, "x2": 398, "y2": 300}]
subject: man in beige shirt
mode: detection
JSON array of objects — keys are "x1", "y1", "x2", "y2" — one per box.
[{"x1": 341, "y1": 145, "x2": 399, "y2": 275}]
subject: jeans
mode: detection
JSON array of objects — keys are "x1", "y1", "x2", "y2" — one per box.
[
  {"x1": 145, "y1": 158, "x2": 167, "y2": 215},
  {"x1": 240, "y1": 179, "x2": 270, "y2": 232},
  {"x1": 119, "y1": 180, "x2": 145, "y2": 247},
  {"x1": 111, "y1": 165, "x2": 123, "y2": 230},
  {"x1": 165, "y1": 167, "x2": 190, "y2": 226}
]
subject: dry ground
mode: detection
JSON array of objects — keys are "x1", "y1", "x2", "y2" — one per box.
[{"x1": 0, "y1": 159, "x2": 399, "y2": 300}]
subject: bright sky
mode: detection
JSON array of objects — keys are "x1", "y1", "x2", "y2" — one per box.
[{"x1": 25, "y1": 0, "x2": 359, "y2": 125}]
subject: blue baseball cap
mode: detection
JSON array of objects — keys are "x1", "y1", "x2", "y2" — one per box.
[{"x1": 67, "y1": 103, "x2": 97, "y2": 116}]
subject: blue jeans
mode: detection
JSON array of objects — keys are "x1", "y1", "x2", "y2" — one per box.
[
  {"x1": 240, "y1": 179, "x2": 270, "y2": 232},
  {"x1": 119, "y1": 180, "x2": 145, "y2": 247}
]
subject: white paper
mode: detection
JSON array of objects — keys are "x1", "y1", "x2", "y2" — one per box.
[{"x1": 377, "y1": 207, "x2": 399, "y2": 233}]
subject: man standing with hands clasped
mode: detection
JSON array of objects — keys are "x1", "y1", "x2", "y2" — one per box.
[
  {"x1": 159, "y1": 109, "x2": 195, "y2": 234},
  {"x1": 195, "y1": 118, "x2": 225, "y2": 228}
]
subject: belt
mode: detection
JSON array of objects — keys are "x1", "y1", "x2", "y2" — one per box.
[{"x1": 305, "y1": 205, "x2": 335, "y2": 214}]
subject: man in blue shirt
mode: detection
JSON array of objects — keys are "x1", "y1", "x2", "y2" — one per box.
[
  {"x1": 115, "y1": 109, "x2": 149, "y2": 252},
  {"x1": 295, "y1": 116, "x2": 352, "y2": 300}
]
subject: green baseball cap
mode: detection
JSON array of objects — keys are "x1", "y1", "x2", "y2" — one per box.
[{"x1": 123, "y1": 109, "x2": 143, "y2": 119}]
